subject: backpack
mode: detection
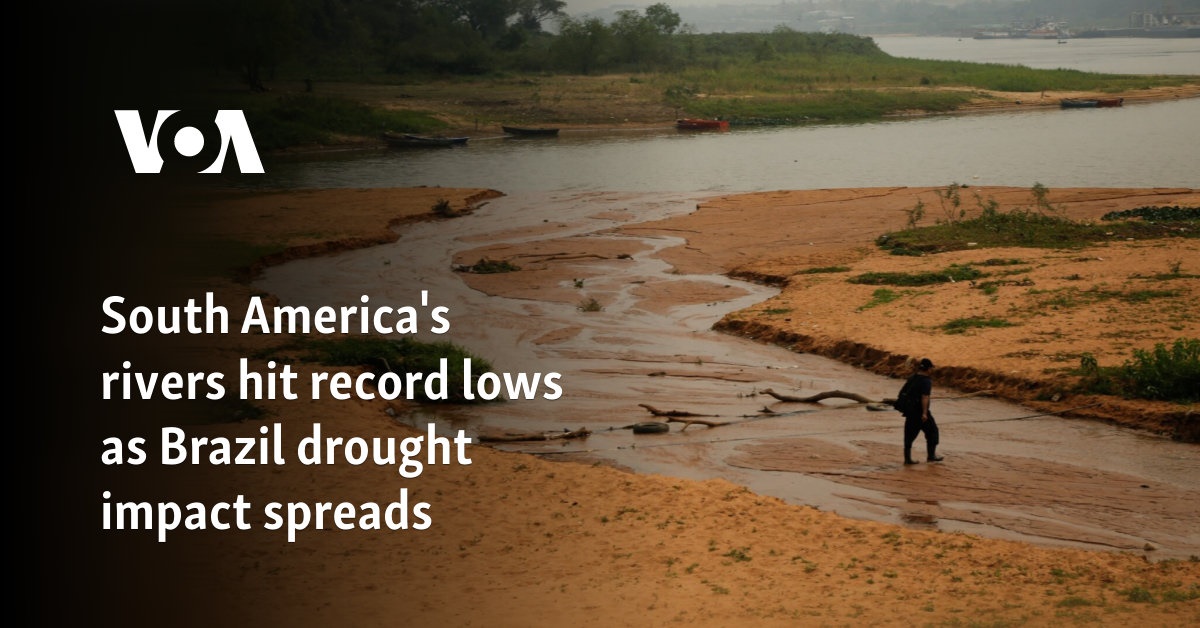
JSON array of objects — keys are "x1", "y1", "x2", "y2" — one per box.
[{"x1": 892, "y1": 377, "x2": 919, "y2": 416}]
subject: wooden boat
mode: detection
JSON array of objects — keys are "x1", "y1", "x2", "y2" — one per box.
[
  {"x1": 382, "y1": 131, "x2": 469, "y2": 147},
  {"x1": 502, "y1": 125, "x2": 559, "y2": 137},
  {"x1": 676, "y1": 118, "x2": 729, "y2": 131},
  {"x1": 1060, "y1": 98, "x2": 1124, "y2": 109}
]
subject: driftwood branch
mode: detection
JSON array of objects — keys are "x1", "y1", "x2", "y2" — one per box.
[
  {"x1": 637, "y1": 404, "x2": 728, "y2": 430},
  {"x1": 666, "y1": 416, "x2": 731, "y2": 430},
  {"x1": 760, "y1": 388, "x2": 878, "y2": 404},
  {"x1": 476, "y1": 427, "x2": 591, "y2": 443},
  {"x1": 638, "y1": 404, "x2": 717, "y2": 417}
]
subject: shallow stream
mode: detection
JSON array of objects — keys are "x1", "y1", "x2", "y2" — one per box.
[{"x1": 257, "y1": 190, "x2": 1200, "y2": 559}]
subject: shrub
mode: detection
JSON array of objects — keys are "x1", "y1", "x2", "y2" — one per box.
[
  {"x1": 577, "y1": 297, "x2": 603, "y2": 312},
  {"x1": 1075, "y1": 338, "x2": 1200, "y2": 403},
  {"x1": 431, "y1": 198, "x2": 455, "y2": 217}
]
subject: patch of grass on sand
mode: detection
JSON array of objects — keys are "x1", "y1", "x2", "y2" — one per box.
[
  {"x1": 796, "y1": 265, "x2": 851, "y2": 274},
  {"x1": 940, "y1": 317, "x2": 1016, "y2": 334},
  {"x1": 849, "y1": 264, "x2": 983, "y2": 286},
  {"x1": 858, "y1": 288, "x2": 901, "y2": 311},
  {"x1": 1028, "y1": 286, "x2": 1182, "y2": 311},
  {"x1": 878, "y1": 190, "x2": 1199, "y2": 255}
]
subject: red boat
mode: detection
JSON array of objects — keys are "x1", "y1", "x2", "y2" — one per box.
[
  {"x1": 1095, "y1": 97, "x2": 1124, "y2": 107},
  {"x1": 676, "y1": 118, "x2": 729, "y2": 131}
]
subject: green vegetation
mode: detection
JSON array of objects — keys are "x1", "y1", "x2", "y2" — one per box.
[
  {"x1": 849, "y1": 264, "x2": 983, "y2": 286},
  {"x1": 241, "y1": 95, "x2": 449, "y2": 150},
  {"x1": 129, "y1": 1, "x2": 1194, "y2": 148},
  {"x1": 722, "y1": 547, "x2": 752, "y2": 562},
  {"x1": 879, "y1": 187, "x2": 1199, "y2": 255},
  {"x1": 1030, "y1": 286, "x2": 1182, "y2": 311},
  {"x1": 1122, "y1": 586, "x2": 1156, "y2": 603},
  {"x1": 679, "y1": 86, "x2": 973, "y2": 125},
  {"x1": 796, "y1": 266, "x2": 850, "y2": 275},
  {"x1": 858, "y1": 288, "x2": 901, "y2": 311},
  {"x1": 940, "y1": 317, "x2": 1016, "y2": 334},
  {"x1": 1075, "y1": 338, "x2": 1200, "y2": 403},
  {"x1": 270, "y1": 336, "x2": 495, "y2": 403},
  {"x1": 1101, "y1": 206, "x2": 1200, "y2": 222}
]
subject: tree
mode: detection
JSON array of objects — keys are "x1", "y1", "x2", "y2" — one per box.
[
  {"x1": 552, "y1": 16, "x2": 611, "y2": 74},
  {"x1": 434, "y1": 0, "x2": 564, "y2": 41},
  {"x1": 611, "y1": 9, "x2": 659, "y2": 66},
  {"x1": 644, "y1": 2, "x2": 682, "y2": 35},
  {"x1": 215, "y1": 0, "x2": 300, "y2": 91},
  {"x1": 515, "y1": 0, "x2": 566, "y2": 32},
  {"x1": 440, "y1": 0, "x2": 513, "y2": 40}
]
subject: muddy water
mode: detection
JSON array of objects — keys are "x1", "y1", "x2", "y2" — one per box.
[{"x1": 256, "y1": 191, "x2": 1200, "y2": 560}]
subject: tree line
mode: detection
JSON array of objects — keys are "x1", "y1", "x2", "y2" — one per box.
[{"x1": 106, "y1": 0, "x2": 885, "y2": 90}]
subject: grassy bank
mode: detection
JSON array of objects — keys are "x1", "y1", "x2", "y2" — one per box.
[{"x1": 190, "y1": 50, "x2": 1197, "y2": 149}]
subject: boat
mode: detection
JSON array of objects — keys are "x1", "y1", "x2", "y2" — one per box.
[
  {"x1": 382, "y1": 131, "x2": 469, "y2": 147},
  {"x1": 676, "y1": 118, "x2": 729, "y2": 131},
  {"x1": 1060, "y1": 97, "x2": 1124, "y2": 109},
  {"x1": 502, "y1": 125, "x2": 559, "y2": 137}
]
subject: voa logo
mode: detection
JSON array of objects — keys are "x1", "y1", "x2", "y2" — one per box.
[{"x1": 114, "y1": 110, "x2": 264, "y2": 174}]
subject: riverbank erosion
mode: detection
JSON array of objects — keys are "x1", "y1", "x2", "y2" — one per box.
[{"x1": 101, "y1": 185, "x2": 1198, "y2": 627}]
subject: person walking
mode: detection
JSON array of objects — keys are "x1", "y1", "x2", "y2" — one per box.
[{"x1": 902, "y1": 358, "x2": 943, "y2": 465}]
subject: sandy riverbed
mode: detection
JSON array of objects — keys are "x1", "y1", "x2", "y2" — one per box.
[{"x1": 87, "y1": 183, "x2": 1198, "y2": 627}]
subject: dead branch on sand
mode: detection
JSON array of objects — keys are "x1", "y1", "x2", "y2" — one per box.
[
  {"x1": 666, "y1": 416, "x2": 732, "y2": 430},
  {"x1": 760, "y1": 388, "x2": 879, "y2": 404},
  {"x1": 637, "y1": 403, "x2": 718, "y2": 417},
  {"x1": 636, "y1": 404, "x2": 730, "y2": 430},
  {"x1": 476, "y1": 427, "x2": 591, "y2": 443}
]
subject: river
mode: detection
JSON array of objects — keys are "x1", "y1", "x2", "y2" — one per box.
[{"x1": 254, "y1": 38, "x2": 1200, "y2": 559}]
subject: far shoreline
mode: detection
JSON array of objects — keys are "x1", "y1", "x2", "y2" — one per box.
[{"x1": 263, "y1": 84, "x2": 1200, "y2": 157}]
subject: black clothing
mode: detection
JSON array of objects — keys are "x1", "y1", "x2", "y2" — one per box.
[{"x1": 902, "y1": 373, "x2": 939, "y2": 462}]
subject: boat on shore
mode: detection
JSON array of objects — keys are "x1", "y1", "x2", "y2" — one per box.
[
  {"x1": 382, "y1": 131, "x2": 469, "y2": 147},
  {"x1": 676, "y1": 118, "x2": 729, "y2": 131},
  {"x1": 502, "y1": 125, "x2": 560, "y2": 137},
  {"x1": 1060, "y1": 97, "x2": 1124, "y2": 109}
]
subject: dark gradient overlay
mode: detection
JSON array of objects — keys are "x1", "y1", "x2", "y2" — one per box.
[{"x1": 30, "y1": 2, "x2": 266, "y2": 624}]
